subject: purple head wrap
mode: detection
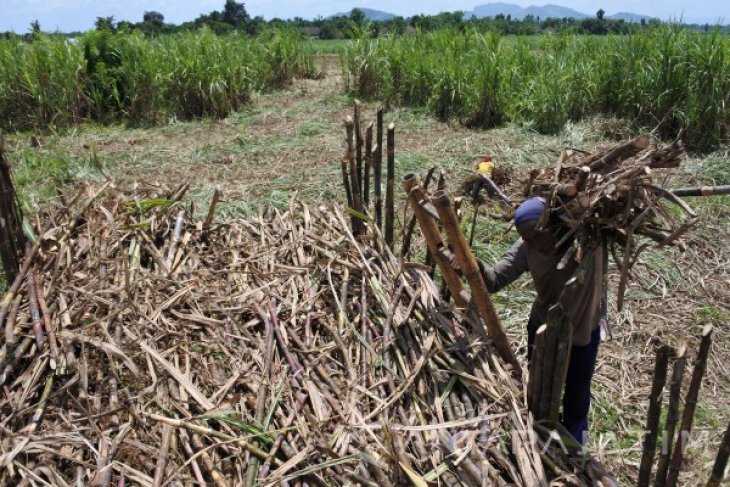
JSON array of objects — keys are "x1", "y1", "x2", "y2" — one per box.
[{"x1": 514, "y1": 197, "x2": 546, "y2": 226}]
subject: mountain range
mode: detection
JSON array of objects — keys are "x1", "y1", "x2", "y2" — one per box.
[
  {"x1": 328, "y1": 8, "x2": 396, "y2": 21},
  {"x1": 470, "y1": 3, "x2": 655, "y2": 22},
  {"x1": 332, "y1": 3, "x2": 655, "y2": 23}
]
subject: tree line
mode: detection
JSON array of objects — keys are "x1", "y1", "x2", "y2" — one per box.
[{"x1": 5, "y1": 1, "x2": 729, "y2": 39}]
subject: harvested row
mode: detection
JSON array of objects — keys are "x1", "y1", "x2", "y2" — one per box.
[{"x1": 0, "y1": 183, "x2": 607, "y2": 486}]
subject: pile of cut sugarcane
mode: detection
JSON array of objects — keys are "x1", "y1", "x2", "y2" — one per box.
[
  {"x1": 519, "y1": 135, "x2": 697, "y2": 310},
  {"x1": 0, "y1": 183, "x2": 611, "y2": 486}
]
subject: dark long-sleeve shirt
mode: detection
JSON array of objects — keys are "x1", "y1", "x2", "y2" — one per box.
[{"x1": 479, "y1": 239, "x2": 604, "y2": 346}]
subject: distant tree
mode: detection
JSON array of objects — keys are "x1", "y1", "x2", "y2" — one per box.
[
  {"x1": 269, "y1": 17, "x2": 287, "y2": 28},
  {"x1": 222, "y1": 0, "x2": 250, "y2": 27},
  {"x1": 640, "y1": 18, "x2": 646, "y2": 27},
  {"x1": 319, "y1": 21, "x2": 337, "y2": 39},
  {"x1": 117, "y1": 20, "x2": 135, "y2": 31},
  {"x1": 389, "y1": 16, "x2": 407, "y2": 36},
  {"x1": 350, "y1": 8, "x2": 366, "y2": 26},
  {"x1": 95, "y1": 16, "x2": 116, "y2": 31},
  {"x1": 245, "y1": 16, "x2": 265, "y2": 34},
  {"x1": 29, "y1": 20, "x2": 41, "y2": 34},
  {"x1": 143, "y1": 11, "x2": 165, "y2": 26},
  {"x1": 596, "y1": 9, "x2": 605, "y2": 21}
]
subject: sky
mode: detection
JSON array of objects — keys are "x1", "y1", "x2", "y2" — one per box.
[{"x1": 1, "y1": 0, "x2": 727, "y2": 33}]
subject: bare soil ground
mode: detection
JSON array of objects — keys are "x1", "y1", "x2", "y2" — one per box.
[{"x1": 5, "y1": 59, "x2": 729, "y2": 485}]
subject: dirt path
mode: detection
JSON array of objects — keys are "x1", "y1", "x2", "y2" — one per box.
[{"x1": 38, "y1": 61, "x2": 584, "y2": 213}]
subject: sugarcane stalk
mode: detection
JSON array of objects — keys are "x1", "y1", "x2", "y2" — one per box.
[
  {"x1": 26, "y1": 272, "x2": 45, "y2": 347},
  {"x1": 245, "y1": 301, "x2": 276, "y2": 487},
  {"x1": 468, "y1": 198, "x2": 480, "y2": 247},
  {"x1": 0, "y1": 144, "x2": 26, "y2": 283},
  {"x1": 260, "y1": 303, "x2": 312, "y2": 478},
  {"x1": 359, "y1": 274, "x2": 368, "y2": 391},
  {"x1": 190, "y1": 433, "x2": 229, "y2": 487},
  {"x1": 0, "y1": 336, "x2": 32, "y2": 386},
  {"x1": 4, "y1": 293, "x2": 22, "y2": 347},
  {"x1": 706, "y1": 422, "x2": 730, "y2": 487},
  {"x1": 179, "y1": 429, "x2": 208, "y2": 487},
  {"x1": 59, "y1": 182, "x2": 111, "y2": 244},
  {"x1": 153, "y1": 424, "x2": 173, "y2": 487},
  {"x1": 260, "y1": 392, "x2": 308, "y2": 479},
  {"x1": 585, "y1": 135, "x2": 650, "y2": 172},
  {"x1": 341, "y1": 150, "x2": 354, "y2": 212},
  {"x1": 400, "y1": 167, "x2": 436, "y2": 259},
  {"x1": 91, "y1": 437, "x2": 110, "y2": 487},
  {"x1": 401, "y1": 175, "x2": 466, "y2": 308},
  {"x1": 672, "y1": 185, "x2": 730, "y2": 197},
  {"x1": 534, "y1": 308, "x2": 561, "y2": 422},
  {"x1": 346, "y1": 117, "x2": 364, "y2": 236},
  {"x1": 166, "y1": 209, "x2": 185, "y2": 270},
  {"x1": 364, "y1": 123, "x2": 373, "y2": 207},
  {"x1": 666, "y1": 325, "x2": 713, "y2": 487},
  {"x1": 438, "y1": 429, "x2": 484, "y2": 485},
  {"x1": 655, "y1": 345, "x2": 687, "y2": 487},
  {"x1": 385, "y1": 123, "x2": 395, "y2": 248},
  {"x1": 0, "y1": 240, "x2": 40, "y2": 331},
  {"x1": 149, "y1": 416, "x2": 271, "y2": 461},
  {"x1": 431, "y1": 190, "x2": 520, "y2": 374},
  {"x1": 375, "y1": 108, "x2": 384, "y2": 230},
  {"x1": 33, "y1": 270, "x2": 59, "y2": 371},
  {"x1": 354, "y1": 101, "x2": 363, "y2": 197},
  {"x1": 574, "y1": 166, "x2": 591, "y2": 191},
  {"x1": 616, "y1": 228, "x2": 634, "y2": 312},
  {"x1": 57, "y1": 293, "x2": 76, "y2": 372},
  {"x1": 638, "y1": 345, "x2": 671, "y2": 487},
  {"x1": 30, "y1": 374, "x2": 54, "y2": 430},
  {"x1": 205, "y1": 189, "x2": 222, "y2": 228},
  {"x1": 545, "y1": 304, "x2": 573, "y2": 424}
]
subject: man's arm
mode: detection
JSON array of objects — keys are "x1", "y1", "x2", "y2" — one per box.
[{"x1": 478, "y1": 239, "x2": 529, "y2": 293}]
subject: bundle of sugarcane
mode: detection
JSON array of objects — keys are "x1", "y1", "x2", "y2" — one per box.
[
  {"x1": 0, "y1": 140, "x2": 27, "y2": 283},
  {"x1": 0, "y1": 183, "x2": 610, "y2": 486},
  {"x1": 520, "y1": 135, "x2": 697, "y2": 310}
]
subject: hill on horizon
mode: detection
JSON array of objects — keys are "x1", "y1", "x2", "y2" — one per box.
[
  {"x1": 328, "y1": 3, "x2": 656, "y2": 23},
  {"x1": 470, "y1": 3, "x2": 654, "y2": 21},
  {"x1": 327, "y1": 8, "x2": 395, "y2": 21}
]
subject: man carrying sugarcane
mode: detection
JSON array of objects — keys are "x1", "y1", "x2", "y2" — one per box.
[{"x1": 476, "y1": 197, "x2": 606, "y2": 445}]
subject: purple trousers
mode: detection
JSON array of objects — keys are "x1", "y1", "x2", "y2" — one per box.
[{"x1": 528, "y1": 319, "x2": 601, "y2": 444}]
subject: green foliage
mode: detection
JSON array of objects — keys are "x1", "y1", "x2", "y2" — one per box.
[
  {"x1": 222, "y1": 0, "x2": 250, "y2": 27},
  {"x1": 344, "y1": 26, "x2": 730, "y2": 151},
  {"x1": 6, "y1": 145, "x2": 74, "y2": 205},
  {"x1": 0, "y1": 29, "x2": 317, "y2": 130}
]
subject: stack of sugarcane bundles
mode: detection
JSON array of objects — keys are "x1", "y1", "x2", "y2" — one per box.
[{"x1": 0, "y1": 183, "x2": 614, "y2": 486}]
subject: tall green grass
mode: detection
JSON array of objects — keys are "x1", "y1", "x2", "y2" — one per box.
[
  {"x1": 343, "y1": 26, "x2": 730, "y2": 151},
  {"x1": 0, "y1": 28, "x2": 317, "y2": 130}
]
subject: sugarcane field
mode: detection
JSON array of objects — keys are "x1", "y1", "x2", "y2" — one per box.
[{"x1": 1, "y1": 4, "x2": 730, "y2": 487}]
